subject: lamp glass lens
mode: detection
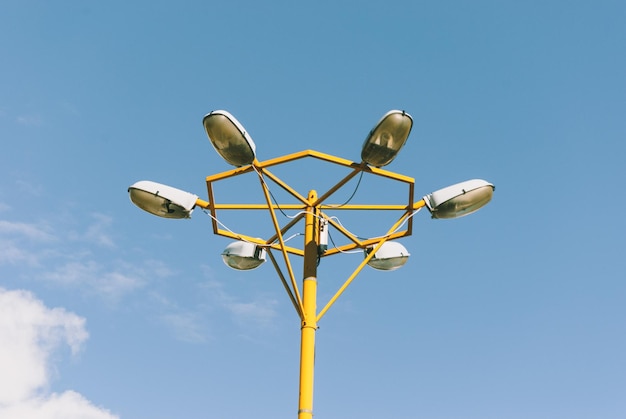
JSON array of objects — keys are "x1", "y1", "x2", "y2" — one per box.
[
  {"x1": 367, "y1": 255, "x2": 409, "y2": 271},
  {"x1": 432, "y1": 186, "x2": 493, "y2": 219},
  {"x1": 222, "y1": 255, "x2": 264, "y2": 270},
  {"x1": 129, "y1": 188, "x2": 190, "y2": 219},
  {"x1": 204, "y1": 114, "x2": 255, "y2": 166},
  {"x1": 361, "y1": 112, "x2": 412, "y2": 167},
  {"x1": 365, "y1": 241, "x2": 410, "y2": 271}
]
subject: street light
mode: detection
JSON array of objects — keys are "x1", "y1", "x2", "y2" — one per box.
[
  {"x1": 128, "y1": 180, "x2": 198, "y2": 219},
  {"x1": 203, "y1": 110, "x2": 257, "y2": 167},
  {"x1": 365, "y1": 241, "x2": 410, "y2": 271},
  {"x1": 128, "y1": 109, "x2": 494, "y2": 419},
  {"x1": 361, "y1": 110, "x2": 413, "y2": 167},
  {"x1": 424, "y1": 179, "x2": 495, "y2": 219},
  {"x1": 222, "y1": 240, "x2": 267, "y2": 270}
]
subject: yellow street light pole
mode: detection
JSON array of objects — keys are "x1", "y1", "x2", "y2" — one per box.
[
  {"x1": 128, "y1": 109, "x2": 495, "y2": 418},
  {"x1": 298, "y1": 190, "x2": 319, "y2": 419}
]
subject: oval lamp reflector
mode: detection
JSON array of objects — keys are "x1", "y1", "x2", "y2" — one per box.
[
  {"x1": 221, "y1": 241, "x2": 266, "y2": 270},
  {"x1": 361, "y1": 110, "x2": 413, "y2": 167},
  {"x1": 203, "y1": 110, "x2": 256, "y2": 167},
  {"x1": 128, "y1": 181, "x2": 197, "y2": 219},
  {"x1": 425, "y1": 179, "x2": 494, "y2": 219},
  {"x1": 366, "y1": 241, "x2": 410, "y2": 271}
]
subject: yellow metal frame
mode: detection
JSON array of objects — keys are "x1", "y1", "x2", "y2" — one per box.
[{"x1": 193, "y1": 150, "x2": 425, "y2": 418}]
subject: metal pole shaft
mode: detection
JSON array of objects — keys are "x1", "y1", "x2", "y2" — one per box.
[{"x1": 298, "y1": 190, "x2": 318, "y2": 419}]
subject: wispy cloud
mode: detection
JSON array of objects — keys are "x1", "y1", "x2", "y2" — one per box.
[
  {"x1": 151, "y1": 278, "x2": 281, "y2": 344},
  {"x1": 0, "y1": 239, "x2": 41, "y2": 266},
  {"x1": 0, "y1": 220, "x2": 55, "y2": 242},
  {"x1": 68, "y1": 213, "x2": 115, "y2": 248},
  {"x1": 227, "y1": 300, "x2": 280, "y2": 328},
  {"x1": 0, "y1": 287, "x2": 118, "y2": 418},
  {"x1": 0, "y1": 214, "x2": 149, "y2": 301},
  {"x1": 86, "y1": 214, "x2": 115, "y2": 247},
  {"x1": 15, "y1": 179, "x2": 44, "y2": 197},
  {"x1": 148, "y1": 292, "x2": 210, "y2": 344},
  {"x1": 43, "y1": 260, "x2": 145, "y2": 301},
  {"x1": 0, "y1": 220, "x2": 55, "y2": 267},
  {"x1": 160, "y1": 311, "x2": 208, "y2": 343},
  {"x1": 202, "y1": 279, "x2": 279, "y2": 330},
  {"x1": 16, "y1": 114, "x2": 42, "y2": 126}
]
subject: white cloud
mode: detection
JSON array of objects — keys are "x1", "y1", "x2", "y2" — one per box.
[
  {"x1": 0, "y1": 287, "x2": 118, "y2": 419},
  {"x1": 149, "y1": 292, "x2": 210, "y2": 343},
  {"x1": 203, "y1": 279, "x2": 279, "y2": 329},
  {"x1": 43, "y1": 260, "x2": 145, "y2": 301},
  {"x1": 227, "y1": 300, "x2": 279, "y2": 328},
  {"x1": 0, "y1": 220, "x2": 54, "y2": 242},
  {"x1": 95, "y1": 270, "x2": 145, "y2": 298},
  {"x1": 72, "y1": 213, "x2": 115, "y2": 248},
  {"x1": 16, "y1": 114, "x2": 42, "y2": 126},
  {"x1": 0, "y1": 220, "x2": 54, "y2": 266},
  {"x1": 0, "y1": 238, "x2": 40, "y2": 265},
  {"x1": 15, "y1": 179, "x2": 45, "y2": 197},
  {"x1": 0, "y1": 215, "x2": 148, "y2": 300},
  {"x1": 0, "y1": 391, "x2": 117, "y2": 419},
  {"x1": 160, "y1": 312, "x2": 208, "y2": 343}
]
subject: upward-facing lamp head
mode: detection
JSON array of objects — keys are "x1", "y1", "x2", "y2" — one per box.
[
  {"x1": 203, "y1": 110, "x2": 257, "y2": 167},
  {"x1": 424, "y1": 179, "x2": 495, "y2": 219},
  {"x1": 361, "y1": 110, "x2": 413, "y2": 167},
  {"x1": 128, "y1": 180, "x2": 198, "y2": 219}
]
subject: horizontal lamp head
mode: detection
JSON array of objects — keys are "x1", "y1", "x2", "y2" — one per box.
[
  {"x1": 361, "y1": 110, "x2": 413, "y2": 167},
  {"x1": 424, "y1": 179, "x2": 495, "y2": 219},
  {"x1": 221, "y1": 241, "x2": 267, "y2": 270},
  {"x1": 203, "y1": 110, "x2": 256, "y2": 167},
  {"x1": 128, "y1": 180, "x2": 198, "y2": 219},
  {"x1": 365, "y1": 241, "x2": 410, "y2": 271}
]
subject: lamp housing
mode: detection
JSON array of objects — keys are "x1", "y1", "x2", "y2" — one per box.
[
  {"x1": 222, "y1": 241, "x2": 267, "y2": 270},
  {"x1": 365, "y1": 241, "x2": 410, "y2": 271},
  {"x1": 424, "y1": 179, "x2": 494, "y2": 219},
  {"x1": 203, "y1": 110, "x2": 256, "y2": 167},
  {"x1": 361, "y1": 110, "x2": 413, "y2": 167},
  {"x1": 128, "y1": 180, "x2": 198, "y2": 219}
]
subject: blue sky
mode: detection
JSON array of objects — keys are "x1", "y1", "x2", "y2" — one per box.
[{"x1": 1, "y1": 1, "x2": 625, "y2": 418}]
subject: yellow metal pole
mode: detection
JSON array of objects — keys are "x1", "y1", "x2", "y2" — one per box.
[{"x1": 298, "y1": 190, "x2": 319, "y2": 419}]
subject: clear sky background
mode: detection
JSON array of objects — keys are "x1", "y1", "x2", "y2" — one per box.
[{"x1": 1, "y1": 1, "x2": 625, "y2": 418}]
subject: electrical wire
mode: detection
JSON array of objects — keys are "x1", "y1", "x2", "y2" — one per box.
[
  {"x1": 327, "y1": 230, "x2": 363, "y2": 254},
  {"x1": 324, "y1": 170, "x2": 365, "y2": 208},
  {"x1": 201, "y1": 209, "x2": 302, "y2": 247},
  {"x1": 331, "y1": 206, "x2": 421, "y2": 237},
  {"x1": 252, "y1": 165, "x2": 292, "y2": 218},
  {"x1": 213, "y1": 165, "x2": 420, "y2": 255},
  {"x1": 252, "y1": 164, "x2": 365, "y2": 215}
]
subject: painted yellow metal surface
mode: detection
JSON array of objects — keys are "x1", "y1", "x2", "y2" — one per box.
[
  {"x1": 298, "y1": 191, "x2": 318, "y2": 419},
  {"x1": 201, "y1": 150, "x2": 420, "y2": 418}
]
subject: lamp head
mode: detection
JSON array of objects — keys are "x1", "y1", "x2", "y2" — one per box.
[
  {"x1": 361, "y1": 110, "x2": 413, "y2": 167},
  {"x1": 365, "y1": 241, "x2": 410, "y2": 271},
  {"x1": 128, "y1": 180, "x2": 198, "y2": 219},
  {"x1": 203, "y1": 110, "x2": 257, "y2": 167},
  {"x1": 424, "y1": 179, "x2": 495, "y2": 219},
  {"x1": 221, "y1": 241, "x2": 267, "y2": 270}
]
